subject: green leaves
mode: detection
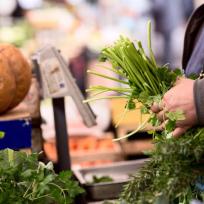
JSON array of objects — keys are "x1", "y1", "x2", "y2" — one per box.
[
  {"x1": 90, "y1": 175, "x2": 114, "y2": 184},
  {"x1": 163, "y1": 110, "x2": 186, "y2": 134},
  {"x1": 148, "y1": 114, "x2": 160, "y2": 127},
  {"x1": 125, "y1": 99, "x2": 136, "y2": 110},
  {"x1": 121, "y1": 128, "x2": 204, "y2": 204},
  {"x1": 0, "y1": 149, "x2": 84, "y2": 204}
]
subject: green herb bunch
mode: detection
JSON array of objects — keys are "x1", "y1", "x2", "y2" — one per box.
[
  {"x1": 121, "y1": 128, "x2": 204, "y2": 204},
  {"x1": 0, "y1": 149, "x2": 84, "y2": 204},
  {"x1": 85, "y1": 21, "x2": 183, "y2": 139},
  {"x1": 85, "y1": 21, "x2": 204, "y2": 203}
]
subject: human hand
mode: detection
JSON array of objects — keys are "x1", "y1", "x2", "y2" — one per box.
[{"x1": 151, "y1": 78, "x2": 197, "y2": 137}]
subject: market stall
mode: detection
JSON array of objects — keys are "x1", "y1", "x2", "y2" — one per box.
[{"x1": 1, "y1": 0, "x2": 202, "y2": 204}]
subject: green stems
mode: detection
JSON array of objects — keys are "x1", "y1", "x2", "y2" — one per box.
[
  {"x1": 83, "y1": 95, "x2": 128, "y2": 103},
  {"x1": 87, "y1": 70, "x2": 129, "y2": 85},
  {"x1": 147, "y1": 21, "x2": 157, "y2": 67}
]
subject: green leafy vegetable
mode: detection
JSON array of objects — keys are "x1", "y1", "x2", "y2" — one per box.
[
  {"x1": 0, "y1": 21, "x2": 34, "y2": 47},
  {"x1": 85, "y1": 21, "x2": 183, "y2": 138},
  {"x1": 0, "y1": 149, "x2": 84, "y2": 204},
  {"x1": 90, "y1": 175, "x2": 114, "y2": 184},
  {"x1": 120, "y1": 128, "x2": 204, "y2": 204}
]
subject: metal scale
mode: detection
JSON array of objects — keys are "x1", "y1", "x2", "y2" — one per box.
[{"x1": 32, "y1": 45, "x2": 97, "y2": 171}]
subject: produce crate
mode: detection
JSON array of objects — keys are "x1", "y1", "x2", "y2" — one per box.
[{"x1": 44, "y1": 133, "x2": 123, "y2": 167}]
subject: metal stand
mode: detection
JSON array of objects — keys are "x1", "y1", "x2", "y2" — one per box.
[
  {"x1": 52, "y1": 97, "x2": 71, "y2": 170},
  {"x1": 52, "y1": 97, "x2": 87, "y2": 203}
]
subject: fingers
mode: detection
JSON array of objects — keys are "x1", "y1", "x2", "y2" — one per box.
[
  {"x1": 151, "y1": 101, "x2": 168, "y2": 122},
  {"x1": 150, "y1": 102, "x2": 160, "y2": 113},
  {"x1": 172, "y1": 126, "x2": 189, "y2": 138},
  {"x1": 154, "y1": 118, "x2": 190, "y2": 137},
  {"x1": 151, "y1": 101, "x2": 165, "y2": 113},
  {"x1": 157, "y1": 110, "x2": 167, "y2": 121},
  {"x1": 150, "y1": 96, "x2": 190, "y2": 138},
  {"x1": 154, "y1": 125, "x2": 189, "y2": 138}
]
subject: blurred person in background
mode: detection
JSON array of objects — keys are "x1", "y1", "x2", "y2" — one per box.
[
  {"x1": 0, "y1": 0, "x2": 42, "y2": 18},
  {"x1": 69, "y1": 46, "x2": 98, "y2": 96},
  {"x1": 0, "y1": 0, "x2": 18, "y2": 17},
  {"x1": 17, "y1": 0, "x2": 42, "y2": 11},
  {"x1": 151, "y1": 4, "x2": 204, "y2": 137},
  {"x1": 150, "y1": 0, "x2": 194, "y2": 65},
  {"x1": 12, "y1": 0, "x2": 24, "y2": 18}
]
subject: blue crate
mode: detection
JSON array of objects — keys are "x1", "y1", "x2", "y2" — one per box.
[{"x1": 0, "y1": 119, "x2": 32, "y2": 150}]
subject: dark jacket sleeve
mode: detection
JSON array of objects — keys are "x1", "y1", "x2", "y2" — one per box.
[
  {"x1": 194, "y1": 78, "x2": 204, "y2": 124},
  {"x1": 182, "y1": 4, "x2": 204, "y2": 70},
  {"x1": 182, "y1": 4, "x2": 204, "y2": 124}
]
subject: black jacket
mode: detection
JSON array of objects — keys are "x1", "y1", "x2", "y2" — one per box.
[
  {"x1": 183, "y1": 4, "x2": 204, "y2": 125},
  {"x1": 182, "y1": 4, "x2": 204, "y2": 71}
]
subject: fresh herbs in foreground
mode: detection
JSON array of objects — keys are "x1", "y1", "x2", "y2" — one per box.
[
  {"x1": 85, "y1": 21, "x2": 204, "y2": 203},
  {"x1": 121, "y1": 128, "x2": 204, "y2": 204},
  {"x1": 0, "y1": 149, "x2": 84, "y2": 204}
]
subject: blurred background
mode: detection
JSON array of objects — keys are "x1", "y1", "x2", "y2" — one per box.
[{"x1": 0, "y1": 0, "x2": 203, "y2": 169}]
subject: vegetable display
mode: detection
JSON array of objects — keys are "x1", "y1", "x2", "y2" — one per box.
[
  {"x1": 90, "y1": 175, "x2": 114, "y2": 184},
  {"x1": 0, "y1": 149, "x2": 84, "y2": 204},
  {"x1": 0, "y1": 21, "x2": 33, "y2": 47},
  {"x1": 85, "y1": 21, "x2": 204, "y2": 203}
]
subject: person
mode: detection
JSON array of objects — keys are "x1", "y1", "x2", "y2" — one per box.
[
  {"x1": 150, "y1": 0, "x2": 187, "y2": 65},
  {"x1": 151, "y1": 4, "x2": 204, "y2": 137}
]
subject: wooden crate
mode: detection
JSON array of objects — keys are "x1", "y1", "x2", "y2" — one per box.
[{"x1": 44, "y1": 133, "x2": 124, "y2": 167}]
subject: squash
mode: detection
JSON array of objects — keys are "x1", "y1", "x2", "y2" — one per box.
[
  {"x1": 0, "y1": 53, "x2": 16, "y2": 113},
  {"x1": 0, "y1": 44, "x2": 32, "y2": 113}
]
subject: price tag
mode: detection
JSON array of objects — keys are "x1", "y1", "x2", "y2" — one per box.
[{"x1": 40, "y1": 57, "x2": 68, "y2": 98}]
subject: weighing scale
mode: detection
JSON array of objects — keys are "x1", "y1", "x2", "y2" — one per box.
[{"x1": 32, "y1": 45, "x2": 97, "y2": 171}]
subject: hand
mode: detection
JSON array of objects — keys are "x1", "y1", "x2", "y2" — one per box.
[{"x1": 151, "y1": 78, "x2": 197, "y2": 137}]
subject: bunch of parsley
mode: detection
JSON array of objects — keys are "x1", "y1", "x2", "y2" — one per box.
[{"x1": 0, "y1": 149, "x2": 84, "y2": 204}]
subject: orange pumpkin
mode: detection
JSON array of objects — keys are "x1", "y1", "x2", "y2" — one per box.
[{"x1": 0, "y1": 44, "x2": 32, "y2": 113}]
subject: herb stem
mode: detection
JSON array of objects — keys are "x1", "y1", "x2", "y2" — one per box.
[
  {"x1": 87, "y1": 70, "x2": 129, "y2": 85},
  {"x1": 83, "y1": 95, "x2": 128, "y2": 103},
  {"x1": 113, "y1": 117, "x2": 149, "y2": 141}
]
